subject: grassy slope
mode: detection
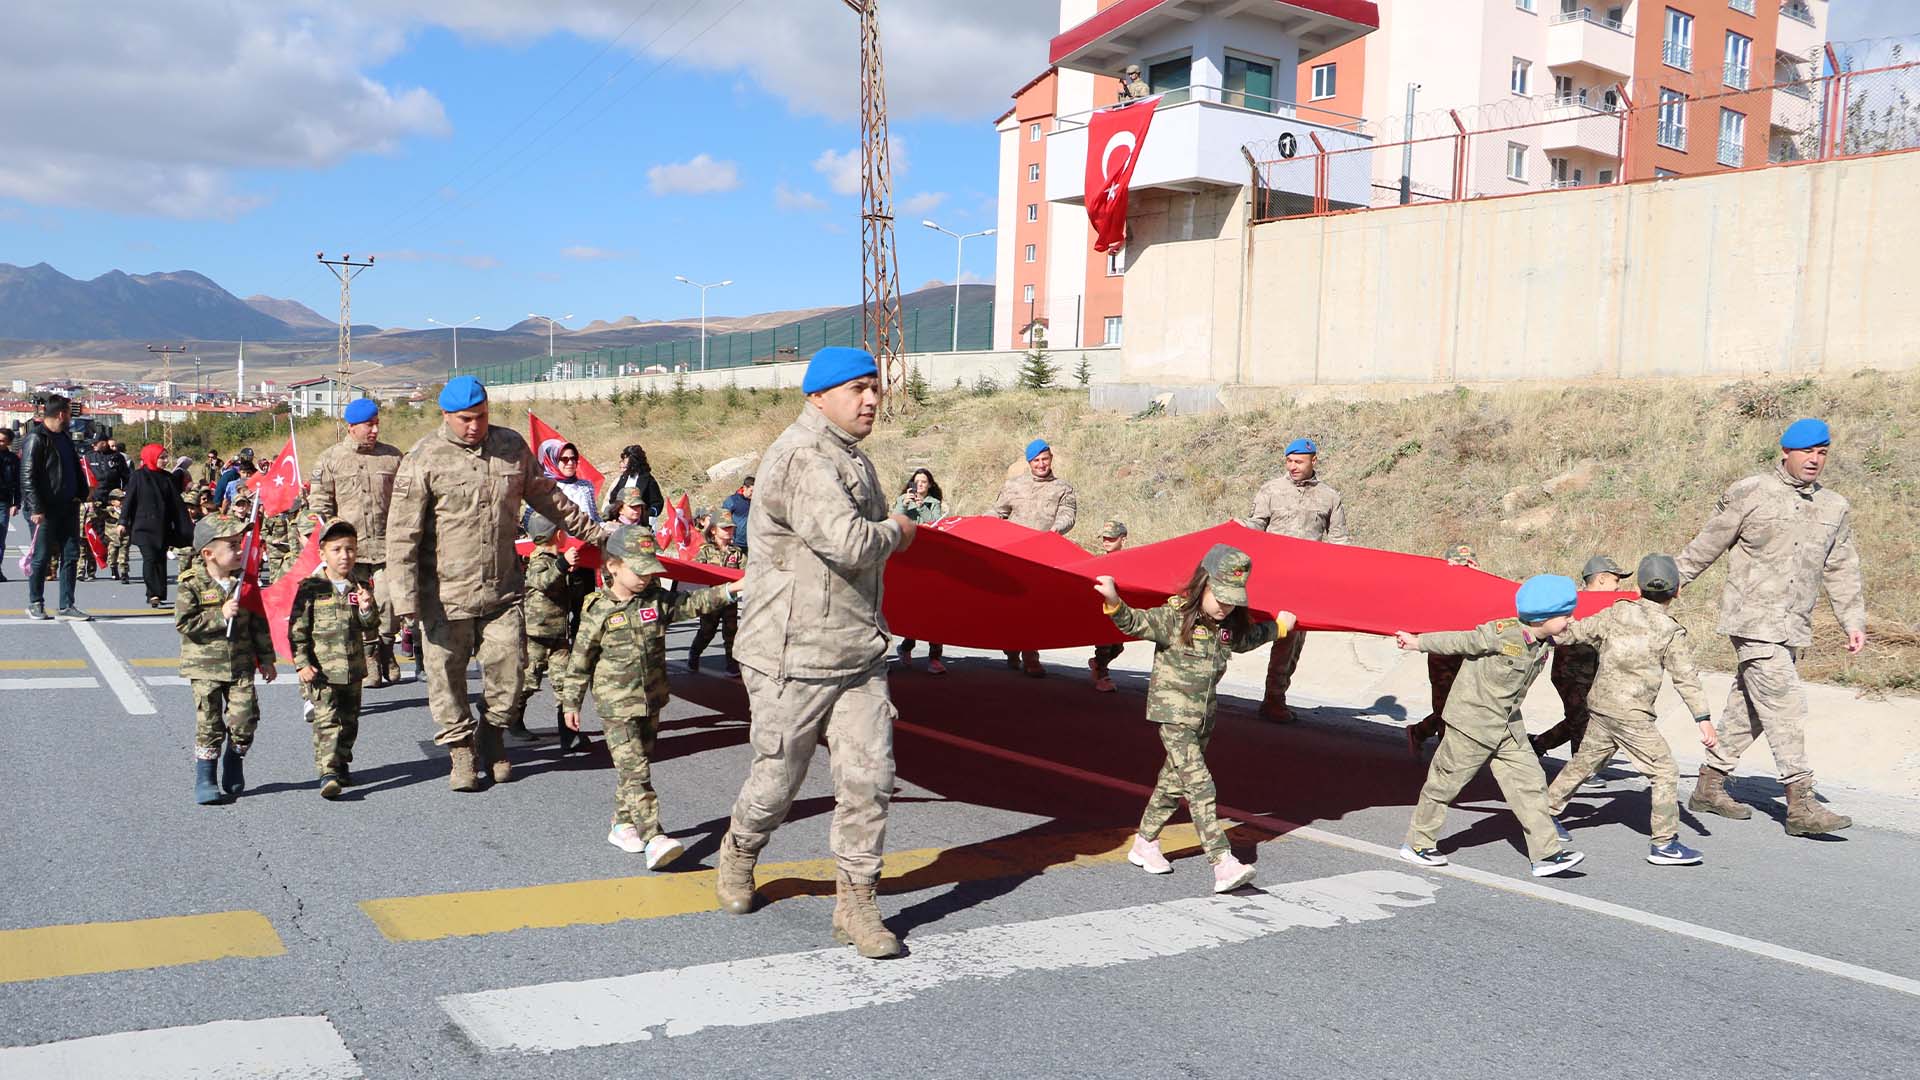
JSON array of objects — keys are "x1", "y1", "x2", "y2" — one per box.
[{"x1": 300, "y1": 370, "x2": 1919, "y2": 692}]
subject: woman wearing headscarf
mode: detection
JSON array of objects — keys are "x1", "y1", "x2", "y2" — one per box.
[
  {"x1": 172, "y1": 455, "x2": 194, "y2": 493},
  {"x1": 120, "y1": 442, "x2": 190, "y2": 608},
  {"x1": 602, "y1": 444, "x2": 664, "y2": 525},
  {"x1": 532, "y1": 438, "x2": 602, "y2": 642}
]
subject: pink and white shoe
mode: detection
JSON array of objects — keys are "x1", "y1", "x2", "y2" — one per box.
[
  {"x1": 607, "y1": 823, "x2": 646, "y2": 854},
  {"x1": 1212, "y1": 853, "x2": 1256, "y2": 893},
  {"x1": 927, "y1": 658, "x2": 947, "y2": 675},
  {"x1": 1127, "y1": 834, "x2": 1173, "y2": 874},
  {"x1": 644, "y1": 833, "x2": 685, "y2": 871},
  {"x1": 1093, "y1": 675, "x2": 1116, "y2": 693}
]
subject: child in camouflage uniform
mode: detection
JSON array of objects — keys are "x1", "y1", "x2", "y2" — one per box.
[
  {"x1": 102, "y1": 489, "x2": 131, "y2": 583},
  {"x1": 1087, "y1": 520, "x2": 1129, "y2": 693},
  {"x1": 171, "y1": 490, "x2": 205, "y2": 586},
  {"x1": 176, "y1": 514, "x2": 278, "y2": 804},
  {"x1": 612, "y1": 487, "x2": 649, "y2": 526},
  {"x1": 1094, "y1": 544, "x2": 1294, "y2": 894},
  {"x1": 564, "y1": 526, "x2": 741, "y2": 865},
  {"x1": 1394, "y1": 575, "x2": 1586, "y2": 878},
  {"x1": 290, "y1": 520, "x2": 381, "y2": 800},
  {"x1": 510, "y1": 514, "x2": 591, "y2": 748},
  {"x1": 1533, "y1": 555, "x2": 1630, "y2": 758},
  {"x1": 1545, "y1": 555, "x2": 1714, "y2": 866},
  {"x1": 687, "y1": 508, "x2": 745, "y2": 675}
]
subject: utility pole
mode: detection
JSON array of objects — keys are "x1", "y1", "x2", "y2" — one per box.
[
  {"x1": 844, "y1": 0, "x2": 906, "y2": 413},
  {"x1": 672, "y1": 279, "x2": 732, "y2": 370},
  {"x1": 317, "y1": 253, "x2": 375, "y2": 418},
  {"x1": 146, "y1": 343, "x2": 188, "y2": 443},
  {"x1": 921, "y1": 220, "x2": 994, "y2": 352},
  {"x1": 527, "y1": 312, "x2": 574, "y2": 357},
  {"x1": 1399, "y1": 83, "x2": 1421, "y2": 205}
]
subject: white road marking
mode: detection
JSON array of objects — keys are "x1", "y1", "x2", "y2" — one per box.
[
  {"x1": 0, "y1": 1015, "x2": 362, "y2": 1079},
  {"x1": 144, "y1": 676, "x2": 298, "y2": 689},
  {"x1": 0, "y1": 677, "x2": 100, "y2": 690},
  {"x1": 69, "y1": 621, "x2": 156, "y2": 716},
  {"x1": 441, "y1": 869, "x2": 1437, "y2": 1054}
]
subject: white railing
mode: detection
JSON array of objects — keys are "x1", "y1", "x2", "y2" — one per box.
[
  {"x1": 1781, "y1": 1, "x2": 1816, "y2": 27},
  {"x1": 1658, "y1": 120, "x2": 1689, "y2": 149},
  {"x1": 1663, "y1": 40, "x2": 1693, "y2": 70},
  {"x1": 1718, "y1": 136, "x2": 1746, "y2": 167},
  {"x1": 1552, "y1": 7, "x2": 1632, "y2": 33},
  {"x1": 1051, "y1": 84, "x2": 1367, "y2": 132},
  {"x1": 1725, "y1": 62, "x2": 1751, "y2": 89},
  {"x1": 1730, "y1": 0, "x2": 1755, "y2": 15}
]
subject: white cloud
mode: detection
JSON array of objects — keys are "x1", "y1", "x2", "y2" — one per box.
[
  {"x1": 646, "y1": 153, "x2": 742, "y2": 197},
  {"x1": 774, "y1": 183, "x2": 827, "y2": 212},
  {"x1": 561, "y1": 245, "x2": 627, "y2": 260},
  {"x1": 814, "y1": 139, "x2": 909, "y2": 197},
  {"x1": 897, "y1": 191, "x2": 948, "y2": 215},
  {"x1": 372, "y1": 247, "x2": 500, "y2": 271}
]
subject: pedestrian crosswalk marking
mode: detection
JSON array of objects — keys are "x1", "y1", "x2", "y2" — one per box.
[
  {"x1": 0, "y1": 910, "x2": 285, "y2": 985},
  {"x1": 70, "y1": 620, "x2": 156, "y2": 715},
  {"x1": 440, "y1": 869, "x2": 1438, "y2": 1053},
  {"x1": 361, "y1": 822, "x2": 1252, "y2": 943},
  {"x1": 0, "y1": 1016, "x2": 361, "y2": 1079},
  {"x1": 0, "y1": 677, "x2": 99, "y2": 690}
]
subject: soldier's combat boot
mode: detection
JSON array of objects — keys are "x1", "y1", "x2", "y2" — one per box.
[
  {"x1": 1688, "y1": 765, "x2": 1751, "y2": 820},
  {"x1": 363, "y1": 643, "x2": 388, "y2": 689},
  {"x1": 506, "y1": 709, "x2": 539, "y2": 742},
  {"x1": 219, "y1": 741, "x2": 246, "y2": 797},
  {"x1": 195, "y1": 758, "x2": 222, "y2": 804},
  {"x1": 477, "y1": 725, "x2": 512, "y2": 783},
  {"x1": 380, "y1": 641, "x2": 402, "y2": 686},
  {"x1": 715, "y1": 833, "x2": 759, "y2": 915},
  {"x1": 448, "y1": 742, "x2": 481, "y2": 793},
  {"x1": 1784, "y1": 779, "x2": 1851, "y2": 836},
  {"x1": 832, "y1": 870, "x2": 903, "y2": 959}
]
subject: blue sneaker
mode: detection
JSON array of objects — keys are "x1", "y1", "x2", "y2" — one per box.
[
  {"x1": 1647, "y1": 839, "x2": 1703, "y2": 866},
  {"x1": 1552, "y1": 817, "x2": 1572, "y2": 843}
]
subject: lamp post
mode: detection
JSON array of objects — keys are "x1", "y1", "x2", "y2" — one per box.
[
  {"x1": 527, "y1": 312, "x2": 574, "y2": 357},
  {"x1": 426, "y1": 315, "x2": 483, "y2": 371},
  {"x1": 672, "y1": 277, "x2": 732, "y2": 371},
  {"x1": 921, "y1": 220, "x2": 994, "y2": 352}
]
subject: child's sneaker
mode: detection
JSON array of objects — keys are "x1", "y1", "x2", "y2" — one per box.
[
  {"x1": 927, "y1": 658, "x2": 947, "y2": 675},
  {"x1": 607, "y1": 823, "x2": 646, "y2": 854},
  {"x1": 1398, "y1": 844, "x2": 1448, "y2": 867},
  {"x1": 644, "y1": 834, "x2": 685, "y2": 871},
  {"x1": 1127, "y1": 834, "x2": 1172, "y2": 874},
  {"x1": 1211, "y1": 854, "x2": 1256, "y2": 893},
  {"x1": 1092, "y1": 676, "x2": 1116, "y2": 693},
  {"x1": 1646, "y1": 839, "x2": 1703, "y2": 866},
  {"x1": 1531, "y1": 850, "x2": 1586, "y2": 877},
  {"x1": 319, "y1": 775, "x2": 343, "y2": 800}
]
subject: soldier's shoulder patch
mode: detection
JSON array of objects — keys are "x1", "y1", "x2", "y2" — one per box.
[
  {"x1": 201, "y1": 589, "x2": 223, "y2": 603},
  {"x1": 1217, "y1": 630, "x2": 1233, "y2": 645},
  {"x1": 607, "y1": 612, "x2": 629, "y2": 628},
  {"x1": 1166, "y1": 594, "x2": 1189, "y2": 610},
  {"x1": 1192, "y1": 625, "x2": 1213, "y2": 641},
  {"x1": 639, "y1": 606, "x2": 660, "y2": 624},
  {"x1": 1492, "y1": 618, "x2": 1519, "y2": 630}
]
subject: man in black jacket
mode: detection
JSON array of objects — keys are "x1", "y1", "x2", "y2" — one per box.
[
  {"x1": 0, "y1": 428, "x2": 19, "y2": 582},
  {"x1": 20, "y1": 396, "x2": 91, "y2": 620}
]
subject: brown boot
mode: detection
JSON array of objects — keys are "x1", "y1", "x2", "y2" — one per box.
[
  {"x1": 1784, "y1": 779, "x2": 1851, "y2": 836},
  {"x1": 363, "y1": 643, "x2": 388, "y2": 689},
  {"x1": 715, "y1": 833, "x2": 759, "y2": 915},
  {"x1": 832, "y1": 870, "x2": 902, "y2": 959},
  {"x1": 448, "y1": 742, "x2": 480, "y2": 792},
  {"x1": 1688, "y1": 765, "x2": 1751, "y2": 820},
  {"x1": 380, "y1": 641, "x2": 402, "y2": 686},
  {"x1": 479, "y1": 725, "x2": 512, "y2": 784}
]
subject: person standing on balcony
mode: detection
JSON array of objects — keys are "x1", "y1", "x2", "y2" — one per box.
[
  {"x1": 1117, "y1": 64, "x2": 1151, "y2": 104},
  {"x1": 1248, "y1": 438, "x2": 1350, "y2": 723}
]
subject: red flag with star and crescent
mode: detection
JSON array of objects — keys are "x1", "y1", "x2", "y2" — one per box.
[
  {"x1": 1084, "y1": 96, "x2": 1159, "y2": 253},
  {"x1": 246, "y1": 437, "x2": 303, "y2": 517}
]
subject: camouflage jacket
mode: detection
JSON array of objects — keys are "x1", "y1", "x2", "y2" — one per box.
[
  {"x1": 288, "y1": 575, "x2": 380, "y2": 685},
  {"x1": 175, "y1": 563, "x2": 275, "y2": 681},
  {"x1": 563, "y1": 583, "x2": 734, "y2": 717},
  {"x1": 1558, "y1": 598, "x2": 1710, "y2": 723},
  {"x1": 993, "y1": 472, "x2": 1077, "y2": 534},
  {"x1": 1417, "y1": 619, "x2": 1551, "y2": 748},
  {"x1": 1248, "y1": 475, "x2": 1351, "y2": 542},
  {"x1": 308, "y1": 437, "x2": 404, "y2": 565},
  {"x1": 387, "y1": 423, "x2": 607, "y2": 622},
  {"x1": 523, "y1": 550, "x2": 582, "y2": 643},
  {"x1": 695, "y1": 541, "x2": 746, "y2": 571},
  {"x1": 1108, "y1": 595, "x2": 1281, "y2": 727},
  {"x1": 736, "y1": 406, "x2": 904, "y2": 679},
  {"x1": 1675, "y1": 466, "x2": 1867, "y2": 647}
]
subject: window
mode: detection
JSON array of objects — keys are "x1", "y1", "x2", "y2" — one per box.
[
  {"x1": 1506, "y1": 141, "x2": 1528, "y2": 181},
  {"x1": 1106, "y1": 246, "x2": 1126, "y2": 276},
  {"x1": 1598, "y1": 168, "x2": 1616, "y2": 184},
  {"x1": 1026, "y1": 203, "x2": 1038, "y2": 223},
  {"x1": 1553, "y1": 75, "x2": 1574, "y2": 103},
  {"x1": 1603, "y1": 88, "x2": 1622, "y2": 110},
  {"x1": 1103, "y1": 316, "x2": 1124, "y2": 345},
  {"x1": 1516, "y1": 0, "x2": 1536, "y2": 11},
  {"x1": 1729, "y1": 0, "x2": 1756, "y2": 14},
  {"x1": 1310, "y1": 63, "x2": 1337, "y2": 101},
  {"x1": 1029, "y1": 123, "x2": 1042, "y2": 142},
  {"x1": 1023, "y1": 284, "x2": 1036, "y2": 303},
  {"x1": 1658, "y1": 88, "x2": 1688, "y2": 149},
  {"x1": 1724, "y1": 31, "x2": 1751, "y2": 89},
  {"x1": 1027, "y1": 163, "x2": 1040, "y2": 182},
  {"x1": 1024, "y1": 244, "x2": 1037, "y2": 263},
  {"x1": 1511, "y1": 57, "x2": 1532, "y2": 96},
  {"x1": 1718, "y1": 107, "x2": 1746, "y2": 166},
  {"x1": 1655, "y1": 167, "x2": 1680, "y2": 178},
  {"x1": 1663, "y1": 8, "x2": 1693, "y2": 70},
  {"x1": 1550, "y1": 156, "x2": 1570, "y2": 185},
  {"x1": 1148, "y1": 55, "x2": 1192, "y2": 105},
  {"x1": 1224, "y1": 55, "x2": 1277, "y2": 112}
]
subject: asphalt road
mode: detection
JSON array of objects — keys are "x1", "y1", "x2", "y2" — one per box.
[{"x1": 1, "y1": 565, "x2": 1917, "y2": 1079}]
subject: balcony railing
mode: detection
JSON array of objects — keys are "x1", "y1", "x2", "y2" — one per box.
[
  {"x1": 1663, "y1": 40, "x2": 1693, "y2": 70},
  {"x1": 1718, "y1": 136, "x2": 1746, "y2": 167},
  {"x1": 1781, "y1": 1, "x2": 1816, "y2": 27},
  {"x1": 1778, "y1": 77, "x2": 1813, "y2": 99},
  {"x1": 1730, "y1": 0, "x2": 1755, "y2": 15},
  {"x1": 1053, "y1": 83, "x2": 1366, "y2": 131},
  {"x1": 1725, "y1": 62, "x2": 1751, "y2": 89},
  {"x1": 1657, "y1": 120, "x2": 1689, "y2": 149},
  {"x1": 1552, "y1": 7, "x2": 1631, "y2": 33}
]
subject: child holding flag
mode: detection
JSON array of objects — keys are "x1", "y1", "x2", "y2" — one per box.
[
  {"x1": 289, "y1": 520, "x2": 381, "y2": 800},
  {"x1": 176, "y1": 514, "x2": 277, "y2": 804}
]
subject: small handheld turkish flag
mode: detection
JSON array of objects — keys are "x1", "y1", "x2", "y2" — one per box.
[
  {"x1": 1084, "y1": 96, "x2": 1159, "y2": 253},
  {"x1": 246, "y1": 437, "x2": 303, "y2": 517}
]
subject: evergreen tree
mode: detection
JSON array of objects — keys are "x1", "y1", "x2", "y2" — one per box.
[
  {"x1": 1018, "y1": 341, "x2": 1058, "y2": 390},
  {"x1": 905, "y1": 364, "x2": 932, "y2": 406},
  {"x1": 1073, "y1": 357, "x2": 1093, "y2": 387}
]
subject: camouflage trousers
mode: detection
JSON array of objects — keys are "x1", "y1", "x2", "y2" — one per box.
[
  {"x1": 605, "y1": 712, "x2": 662, "y2": 837},
  {"x1": 728, "y1": 660, "x2": 896, "y2": 883},
  {"x1": 190, "y1": 677, "x2": 260, "y2": 758},
  {"x1": 1139, "y1": 716, "x2": 1231, "y2": 862},
  {"x1": 106, "y1": 534, "x2": 130, "y2": 577},
  {"x1": 305, "y1": 681, "x2": 363, "y2": 776},
  {"x1": 1535, "y1": 654, "x2": 1596, "y2": 754},
  {"x1": 687, "y1": 607, "x2": 737, "y2": 664},
  {"x1": 1545, "y1": 710, "x2": 1680, "y2": 844},
  {"x1": 1406, "y1": 724, "x2": 1563, "y2": 862},
  {"x1": 1263, "y1": 630, "x2": 1307, "y2": 703},
  {"x1": 1706, "y1": 638, "x2": 1814, "y2": 787},
  {"x1": 419, "y1": 603, "x2": 525, "y2": 747},
  {"x1": 510, "y1": 637, "x2": 571, "y2": 728}
]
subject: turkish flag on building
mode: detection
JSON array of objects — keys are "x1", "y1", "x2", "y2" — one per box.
[
  {"x1": 1084, "y1": 96, "x2": 1159, "y2": 253},
  {"x1": 246, "y1": 437, "x2": 303, "y2": 517},
  {"x1": 529, "y1": 412, "x2": 605, "y2": 487}
]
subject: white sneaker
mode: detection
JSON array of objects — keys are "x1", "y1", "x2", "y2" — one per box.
[
  {"x1": 1127, "y1": 834, "x2": 1173, "y2": 874},
  {"x1": 606, "y1": 823, "x2": 646, "y2": 854},
  {"x1": 1211, "y1": 853, "x2": 1257, "y2": 894},
  {"x1": 644, "y1": 833, "x2": 686, "y2": 871}
]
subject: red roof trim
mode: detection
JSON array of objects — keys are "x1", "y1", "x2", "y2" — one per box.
[{"x1": 1050, "y1": 0, "x2": 1380, "y2": 65}]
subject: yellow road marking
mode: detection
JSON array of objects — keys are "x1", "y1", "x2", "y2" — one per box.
[
  {"x1": 0, "y1": 659, "x2": 86, "y2": 671},
  {"x1": 0, "y1": 911, "x2": 285, "y2": 984},
  {"x1": 361, "y1": 822, "x2": 1258, "y2": 943},
  {"x1": 130, "y1": 658, "x2": 181, "y2": 667}
]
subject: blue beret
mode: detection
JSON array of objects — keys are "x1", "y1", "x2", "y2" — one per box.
[
  {"x1": 342, "y1": 398, "x2": 378, "y2": 425},
  {"x1": 1780, "y1": 418, "x2": 1830, "y2": 450},
  {"x1": 802, "y1": 347, "x2": 879, "y2": 395},
  {"x1": 1515, "y1": 574, "x2": 1579, "y2": 623},
  {"x1": 438, "y1": 375, "x2": 488, "y2": 412},
  {"x1": 1025, "y1": 438, "x2": 1051, "y2": 461},
  {"x1": 1285, "y1": 438, "x2": 1318, "y2": 456}
]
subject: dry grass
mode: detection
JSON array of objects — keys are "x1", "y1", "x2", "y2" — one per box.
[{"x1": 303, "y1": 370, "x2": 1920, "y2": 693}]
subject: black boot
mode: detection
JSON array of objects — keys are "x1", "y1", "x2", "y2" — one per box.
[
  {"x1": 195, "y1": 758, "x2": 222, "y2": 804},
  {"x1": 220, "y1": 741, "x2": 246, "y2": 797}
]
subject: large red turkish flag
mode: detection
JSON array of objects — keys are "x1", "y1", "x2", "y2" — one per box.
[
  {"x1": 246, "y1": 437, "x2": 303, "y2": 517},
  {"x1": 1084, "y1": 96, "x2": 1159, "y2": 254}
]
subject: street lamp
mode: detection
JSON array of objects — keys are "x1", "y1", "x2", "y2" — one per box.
[
  {"x1": 527, "y1": 312, "x2": 575, "y2": 357},
  {"x1": 426, "y1": 315, "x2": 483, "y2": 371},
  {"x1": 922, "y1": 220, "x2": 995, "y2": 353},
  {"x1": 673, "y1": 276, "x2": 732, "y2": 371}
]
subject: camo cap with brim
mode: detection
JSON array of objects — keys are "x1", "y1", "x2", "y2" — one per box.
[
  {"x1": 193, "y1": 514, "x2": 248, "y2": 553},
  {"x1": 1200, "y1": 543, "x2": 1253, "y2": 607},
  {"x1": 604, "y1": 525, "x2": 666, "y2": 575}
]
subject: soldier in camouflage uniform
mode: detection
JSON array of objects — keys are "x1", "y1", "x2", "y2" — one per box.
[
  {"x1": 1247, "y1": 437, "x2": 1350, "y2": 723},
  {"x1": 1395, "y1": 575, "x2": 1586, "y2": 877},
  {"x1": 509, "y1": 514, "x2": 589, "y2": 747},
  {"x1": 564, "y1": 526, "x2": 741, "y2": 865},
  {"x1": 1408, "y1": 542, "x2": 1479, "y2": 755},
  {"x1": 1532, "y1": 556, "x2": 1630, "y2": 758},
  {"x1": 1679, "y1": 418, "x2": 1866, "y2": 836},
  {"x1": 176, "y1": 514, "x2": 278, "y2": 805},
  {"x1": 687, "y1": 507, "x2": 746, "y2": 675},
  {"x1": 1117, "y1": 63, "x2": 1151, "y2": 103},
  {"x1": 308, "y1": 398, "x2": 407, "y2": 687},
  {"x1": 993, "y1": 438, "x2": 1076, "y2": 676},
  {"x1": 1544, "y1": 555, "x2": 1714, "y2": 865},
  {"x1": 289, "y1": 520, "x2": 381, "y2": 800},
  {"x1": 102, "y1": 489, "x2": 131, "y2": 582},
  {"x1": 1095, "y1": 544, "x2": 1293, "y2": 894},
  {"x1": 1088, "y1": 520, "x2": 1129, "y2": 693}
]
